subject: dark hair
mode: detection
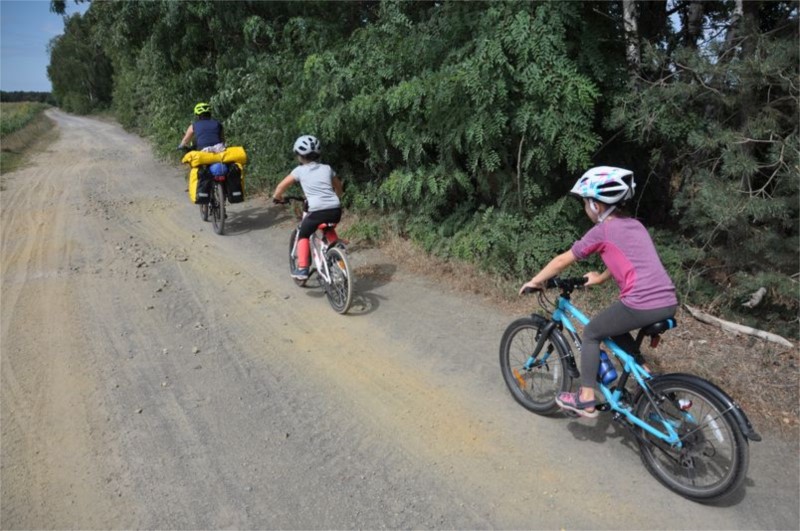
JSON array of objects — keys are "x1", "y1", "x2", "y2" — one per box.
[
  {"x1": 197, "y1": 113, "x2": 211, "y2": 120},
  {"x1": 297, "y1": 151, "x2": 321, "y2": 162},
  {"x1": 600, "y1": 199, "x2": 630, "y2": 217}
]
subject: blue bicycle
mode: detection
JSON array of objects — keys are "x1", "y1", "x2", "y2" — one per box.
[{"x1": 499, "y1": 277, "x2": 761, "y2": 503}]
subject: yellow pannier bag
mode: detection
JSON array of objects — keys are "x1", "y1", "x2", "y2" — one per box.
[
  {"x1": 187, "y1": 164, "x2": 245, "y2": 203},
  {"x1": 188, "y1": 167, "x2": 199, "y2": 202},
  {"x1": 221, "y1": 146, "x2": 247, "y2": 165},
  {"x1": 181, "y1": 150, "x2": 224, "y2": 168}
]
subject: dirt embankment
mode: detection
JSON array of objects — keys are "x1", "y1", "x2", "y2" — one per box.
[{"x1": 1, "y1": 109, "x2": 798, "y2": 530}]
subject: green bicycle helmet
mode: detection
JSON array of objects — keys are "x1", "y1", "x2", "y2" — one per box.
[{"x1": 194, "y1": 102, "x2": 211, "y2": 115}]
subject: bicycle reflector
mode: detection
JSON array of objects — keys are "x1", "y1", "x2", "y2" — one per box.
[{"x1": 650, "y1": 336, "x2": 661, "y2": 348}]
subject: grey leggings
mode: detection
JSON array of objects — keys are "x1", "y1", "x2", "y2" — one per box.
[{"x1": 581, "y1": 301, "x2": 678, "y2": 388}]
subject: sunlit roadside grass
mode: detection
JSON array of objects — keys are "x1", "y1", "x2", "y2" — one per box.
[
  {"x1": 1, "y1": 103, "x2": 57, "y2": 178},
  {"x1": 1, "y1": 102, "x2": 49, "y2": 137}
]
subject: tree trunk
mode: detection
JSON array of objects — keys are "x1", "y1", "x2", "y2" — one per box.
[
  {"x1": 683, "y1": 0, "x2": 705, "y2": 49},
  {"x1": 622, "y1": 0, "x2": 640, "y2": 73},
  {"x1": 722, "y1": 0, "x2": 745, "y2": 56}
]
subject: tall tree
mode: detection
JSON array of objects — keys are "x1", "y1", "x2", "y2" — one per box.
[{"x1": 47, "y1": 12, "x2": 112, "y2": 113}]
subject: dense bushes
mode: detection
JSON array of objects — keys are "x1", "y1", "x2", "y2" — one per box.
[{"x1": 48, "y1": 0, "x2": 799, "y2": 336}]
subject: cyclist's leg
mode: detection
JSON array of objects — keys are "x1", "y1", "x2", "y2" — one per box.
[
  {"x1": 320, "y1": 208, "x2": 342, "y2": 245},
  {"x1": 297, "y1": 208, "x2": 342, "y2": 268},
  {"x1": 583, "y1": 302, "x2": 678, "y2": 387},
  {"x1": 296, "y1": 217, "x2": 317, "y2": 269}
]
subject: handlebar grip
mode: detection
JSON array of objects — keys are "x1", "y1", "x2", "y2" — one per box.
[
  {"x1": 521, "y1": 287, "x2": 539, "y2": 295},
  {"x1": 547, "y1": 277, "x2": 588, "y2": 290}
]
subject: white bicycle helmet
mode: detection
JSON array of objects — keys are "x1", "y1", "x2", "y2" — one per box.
[
  {"x1": 293, "y1": 135, "x2": 321, "y2": 156},
  {"x1": 570, "y1": 166, "x2": 635, "y2": 205}
]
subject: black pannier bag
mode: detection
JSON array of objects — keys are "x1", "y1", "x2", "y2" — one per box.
[
  {"x1": 226, "y1": 163, "x2": 244, "y2": 203},
  {"x1": 195, "y1": 166, "x2": 212, "y2": 204}
]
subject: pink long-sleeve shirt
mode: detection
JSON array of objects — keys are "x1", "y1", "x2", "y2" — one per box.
[{"x1": 571, "y1": 217, "x2": 678, "y2": 310}]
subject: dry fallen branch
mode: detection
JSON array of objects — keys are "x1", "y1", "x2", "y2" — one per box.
[{"x1": 684, "y1": 304, "x2": 794, "y2": 348}]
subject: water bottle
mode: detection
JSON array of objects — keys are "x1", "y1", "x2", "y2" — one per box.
[{"x1": 597, "y1": 350, "x2": 618, "y2": 385}]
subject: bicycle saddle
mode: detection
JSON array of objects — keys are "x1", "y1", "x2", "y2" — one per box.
[{"x1": 640, "y1": 318, "x2": 677, "y2": 337}]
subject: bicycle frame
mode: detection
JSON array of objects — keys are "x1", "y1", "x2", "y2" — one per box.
[
  {"x1": 309, "y1": 232, "x2": 334, "y2": 284},
  {"x1": 549, "y1": 294, "x2": 684, "y2": 447}
]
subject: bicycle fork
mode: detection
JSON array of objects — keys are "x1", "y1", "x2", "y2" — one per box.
[{"x1": 518, "y1": 321, "x2": 580, "y2": 378}]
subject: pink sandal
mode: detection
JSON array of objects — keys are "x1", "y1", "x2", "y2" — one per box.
[{"x1": 556, "y1": 388, "x2": 598, "y2": 418}]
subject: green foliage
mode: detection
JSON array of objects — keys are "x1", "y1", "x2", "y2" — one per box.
[
  {"x1": 0, "y1": 102, "x2": 49, "y2": 137},
  {"x1": 610, "y1": 8, "x2": 799, "y2": 333},
  {"x1": 344, "y1": 219, "x2": 385, "y2": 245},
  {"x1": 0, "y1": 92, "x2": 54, "y2": 104},
  {"x1": 47, "y1": 12, "x2": 113, "y2": 114}
]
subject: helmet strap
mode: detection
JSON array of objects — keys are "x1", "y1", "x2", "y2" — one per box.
[{"x1": 596, "y1": 204, "x2": 616, "y2": 223}]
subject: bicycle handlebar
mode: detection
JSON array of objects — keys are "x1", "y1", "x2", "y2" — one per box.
[
  {"x1": 522, "y1": 276, "x2": 588, "y2": 295},
  {"x1": 272, "y1": 195, "x2": 305, "y2": 205}
]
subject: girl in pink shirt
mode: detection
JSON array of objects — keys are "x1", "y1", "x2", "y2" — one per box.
[{"x1": 519, "y1": 167, "x2": 678, "y2": 418}]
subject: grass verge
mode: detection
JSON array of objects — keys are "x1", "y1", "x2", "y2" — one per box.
[{"x1": 1, "y1": 108, "x2": 58, "y2": 182}]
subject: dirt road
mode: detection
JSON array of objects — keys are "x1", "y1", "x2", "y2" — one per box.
[{"x1": 1, "y1": 110, "x2": 798, "y2": 529}]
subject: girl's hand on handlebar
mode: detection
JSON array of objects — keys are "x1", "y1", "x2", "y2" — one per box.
[
  {"x1": 519, "y1": 279, "x2": 544, "y2": 295},
  {"x1": 582, "y1": 271, "x2": 606, "y2": 287}
]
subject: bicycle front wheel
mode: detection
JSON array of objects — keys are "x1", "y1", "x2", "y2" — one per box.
[
  {"x1": 211, "y1": 183, "x2": 225, "y2": 235},
  {"x1": 634, "y1": 375, "x2": 749, "y2": 503},
  {"x1": 324, "y1": 246, "x2": 353, "y2": 314},
  {"x1": 499, "y1": 316, "x2": 572, "y2": 415}
]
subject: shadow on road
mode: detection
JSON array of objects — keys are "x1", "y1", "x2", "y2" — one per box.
[
  {"x1": 223, "y1": 205, "x2": 285, "y2": 235},
  {"x1": 286, "y1": 262, "x2": 397, "y2": 317}
]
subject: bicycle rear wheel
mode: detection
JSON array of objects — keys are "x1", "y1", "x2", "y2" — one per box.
[
  {"x1": 499, "y1": 316, "x2": 572, "y2": 415},
  {"x1": 634, "y1": 375, "x2": 749, "y2": 502},
  {"x1": 288, "y1": 228, "x2": 306, "y2": 287},
  {"x1": 324, "y1": 246, "x2": 353, "y2": 314},
  {"x1": 211, "y1": 183, "x2": 225, "y2": 235}
]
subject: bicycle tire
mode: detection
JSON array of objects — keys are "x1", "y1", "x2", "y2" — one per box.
[
  {"x1": 634, "y1": 374, "x2": 749, "y2": 503},
  {"x1": 288, "y1": 228, "x2": 306, "y2": 287},
  {"x1": 199, "y1": 203, "x2": 209, "y2": 222},
  {"x1": 211, "y1": 183, "x2": 225, "y2": 235},
  {"x1": 324, "y1": 246, "x2": 353, "y2": 314},
  {"x1": 499, "y1": 316, "x2": 572, "y2": 415}
]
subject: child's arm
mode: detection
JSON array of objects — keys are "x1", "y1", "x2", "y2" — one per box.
[
  {"x1": 332, "y1": 175, "x2": 343, "y2": 198},
  {"x1": 178, "y1": 124, "x2": 194, "y2": 148},
  {"x1": 519, "y1": 250, "x2": 577, "y2": 294},
  {"x1": 273, "y1": 174, "x2": 296, "y2": 200}
]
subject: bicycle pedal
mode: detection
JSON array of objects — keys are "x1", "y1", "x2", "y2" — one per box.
[
  {"x1": 563, "y1": 410, "x2": 581, "y2": 419},
  {"x1": 595, "y1": 403, "x2": 611, "y2": 412}
]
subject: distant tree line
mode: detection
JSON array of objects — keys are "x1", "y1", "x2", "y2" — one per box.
[
  {"x1": 48, "y1": 1, "x2": 799, "y2": 336},
  {"x1": 1, "y1": 91, "x2": 54, "y2": 104}
]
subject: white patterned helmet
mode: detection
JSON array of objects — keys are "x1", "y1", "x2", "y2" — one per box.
[
  {"x1": 570, "y1": 166, "x2": 635, "y2": 205},
  {"x1": 293, "y1": 135, "x2": 321, "y2": 156}
]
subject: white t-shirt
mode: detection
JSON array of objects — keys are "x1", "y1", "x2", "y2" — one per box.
[{"x1": 290, "y1": 162, "x2": 341, "y2": 212}]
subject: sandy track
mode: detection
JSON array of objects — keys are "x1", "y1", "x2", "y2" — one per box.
[{"x1": 1, "y1": 110, "x2": 797, "y2": 529}]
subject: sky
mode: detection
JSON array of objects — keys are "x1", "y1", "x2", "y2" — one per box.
[{"x1": 1, "y1": 0, "x2": 90, "y2": 92}]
